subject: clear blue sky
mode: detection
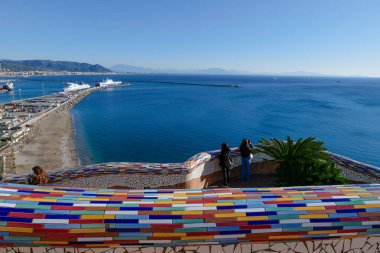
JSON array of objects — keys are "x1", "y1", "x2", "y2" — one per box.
[{"x1": 1, "y1": 0, "x2": 379, "y2": 76}]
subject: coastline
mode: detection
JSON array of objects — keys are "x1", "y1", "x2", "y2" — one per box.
[{"x1": 14, "y1": 110, "x2": 79, "y2": 175}]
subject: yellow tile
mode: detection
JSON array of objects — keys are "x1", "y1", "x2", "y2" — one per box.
[
  {"x1": 299, "y1": 214, "x2": 329, "y2": 219},
  {"x1": 295, "y1": 206, "x2": 325, "y2": 211},
  {"x1": 275, "y1": 198, "x2": 304, "y2": 201},
  {"x1": 70, "y1": 228, "x2": 105, "y2": 233},
  {"x1": 112, "y1": 193, "x2": 128, "y2": 196},
  {"x1": 0, "y1": 227, "x2": 33, "y2": 233},
  {"x1": 171, "y1": 211, "x2": 203, "y2": 215},
  {"x1": 215, "y1": 213, "x2": 246, "y2": 218},
  {"x1": 153, "y1": 233, "x2": 186, "y2": 237},
  {"x1": 309, "y1": 230, "x2": 337, "y2": 235},
  {"x1": 23, "y1": 198, "x2": 56, "y2": 202},
  {"x1": 354, "y1": 204, "x2": 380, "y2": 208},
  {"x1": 173, "y1": 193, "x2": 188, "y2": 197},
  {"x1": 237, "y1": 216, "x2": 268, "y2": 221}
]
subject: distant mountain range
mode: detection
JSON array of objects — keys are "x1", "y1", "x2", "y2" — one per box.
[
  {"x1": 0, "y1": 60, "x2": 111, "y2": 72},
  {"x1": 0, "y1": 59, "x2": 326, "y2": 76},
  {"x1": 110, "y1": 64, "x2": 324, "y2": 76},
  {"x1": 110, "y1": 64, "x2": 253, "y2": 75}
]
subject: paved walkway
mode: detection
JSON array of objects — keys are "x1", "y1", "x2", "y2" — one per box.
[{"x1": 210, "y1": 174, "x2": 275, "y2": 188}]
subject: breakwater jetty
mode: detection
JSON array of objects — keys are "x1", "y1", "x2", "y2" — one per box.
[{"x1": 130, "y1": 80, "x2": 242, "y2": 88}]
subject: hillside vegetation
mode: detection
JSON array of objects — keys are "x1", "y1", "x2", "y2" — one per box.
[{"x1": 0, "y1": 60, "x2": 111, "y2": 72}]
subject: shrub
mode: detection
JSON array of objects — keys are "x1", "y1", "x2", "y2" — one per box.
[{"x1": 255, "y1": 136, "x2": 347, "y2": 186}]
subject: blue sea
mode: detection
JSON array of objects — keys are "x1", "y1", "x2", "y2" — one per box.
[{"x1": 1, "y1": 74, "x2": 380, "y2": 166}]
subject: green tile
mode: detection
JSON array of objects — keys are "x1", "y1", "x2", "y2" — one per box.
[
  {"x1": 81, "y1": 224, "x2": 106, "y2": 228},
  {"x1": 17, "y1": 204, "x2": 51, "y2": 210},
  {"x1": 334, "y1": 222, "x2": 362, "y2": 226},
  {"x1": 173, "y1": 219, "x2": 204, "y2": 224},
  {"x1": 5, "y1": 236, "x2": 40, "y2": 241},
  {"x1": 367, "y1": 228, "x2": 380, "y2": 232}
]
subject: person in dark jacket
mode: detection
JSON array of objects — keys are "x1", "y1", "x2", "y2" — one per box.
[
  {"x1": 239, "y1": 139, "x2": 253, "y2": 180},
  {"x1": 219, "y1": 143, "x2": 233, "y2": 186}
]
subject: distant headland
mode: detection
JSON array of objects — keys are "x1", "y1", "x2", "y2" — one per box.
[{"x1": 0, "y1": 59, "x2": 113, "y2": 76}]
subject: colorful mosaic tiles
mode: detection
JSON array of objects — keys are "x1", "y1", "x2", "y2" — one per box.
[
  {"x1": 0, "y1": 183, "x2": 378, "y2": 248},
  {"x1": 327, "y1": 152, "x2": 380, "y2": 179}
]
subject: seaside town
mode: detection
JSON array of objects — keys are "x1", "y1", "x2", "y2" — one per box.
[{"x1": 0, "y1": 78, "x2": 127, "y2": 174}]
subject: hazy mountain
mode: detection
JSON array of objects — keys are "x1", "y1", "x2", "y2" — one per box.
[
  {"x1": 278, "y1": 71, "x2": 324, "y2": 77},
  {"x1": 110, "y1": 64, "x2": 327, "y2": 76},
  {"x1": 0, "y1": 60, "x2": 111, "y2": 72},
  {"x1": 110, "y1": 64, "x2": 152, "y2": 72},
  {"x1": 111, "y1": 65, "x2": 249, "y2": 75}
]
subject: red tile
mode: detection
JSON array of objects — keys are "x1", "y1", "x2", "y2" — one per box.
[
  {"x1": 8, "y1": 222, "x2": 44, "y2": 229},
  {"x1": 325, "y1": 205, "x2": 354, "y2": 210},
  {"x1": 8, "y1": 212, "x2": 45, "y2": 219}
]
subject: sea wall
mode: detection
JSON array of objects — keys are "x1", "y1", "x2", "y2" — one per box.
[{"x1": 3, "y1": 148, "x2": 379, "y2": 189}]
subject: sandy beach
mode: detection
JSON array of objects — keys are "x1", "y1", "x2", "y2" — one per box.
[{"x1": 14, "y1": 110, "x2": 78, "y2": 175}]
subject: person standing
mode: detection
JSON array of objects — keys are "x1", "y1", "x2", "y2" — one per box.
[
  {"x1": 219, "y1": 143, "x2": 233, "y2": 186},
  {"x1": 239, "y1": 139, "x2": 253, "y2": 181}
]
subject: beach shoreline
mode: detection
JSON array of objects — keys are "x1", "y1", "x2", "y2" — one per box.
[{"x1": 14, "y1": 109, "x2": 79, "y2": 175}]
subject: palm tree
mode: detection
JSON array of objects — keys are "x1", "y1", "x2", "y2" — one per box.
[{"x1": 255, "y1": 136, "x2": 347, "y2": 186}]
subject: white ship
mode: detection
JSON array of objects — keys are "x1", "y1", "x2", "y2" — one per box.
[
  {"x1": 0, "y1": 82, "x2": 14, "y2": 92},
  {"x1": 95, "y1": 78, "x2": 122, "y2": 87},
  {"x1": 63, "y1": 82, "x2": 91, "y2": 92}
]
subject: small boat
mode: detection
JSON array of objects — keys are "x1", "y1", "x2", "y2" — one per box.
[
  {"x1": 95, "y1": 78, "x2": 122, "y2": 87},
  {"x1": 63, "y1": 82, "x2": 91, "y2": 92}
]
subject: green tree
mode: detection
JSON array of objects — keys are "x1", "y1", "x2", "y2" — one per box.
[
  {"x1": 10, "y1": 148, "x2": 16, "y2": 174},
  {"x1": 255, "y1": 136, "x2": 347, "y2": 186}
]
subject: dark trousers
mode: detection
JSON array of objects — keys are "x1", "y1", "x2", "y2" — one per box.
[{"x1": 221, "y1": 166, "x2": 230, "y2": 186}]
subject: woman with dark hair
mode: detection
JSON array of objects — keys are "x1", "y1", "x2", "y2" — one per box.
[
  {"x1": 239, "y1": 139, "x2": 253, "y2": 181},
  {"x1": 219, "y1": 143, "x2": 233, "y2": 186},
  {"x1": 28, "y1": 166, "x2": 49, "y2": 185}
]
